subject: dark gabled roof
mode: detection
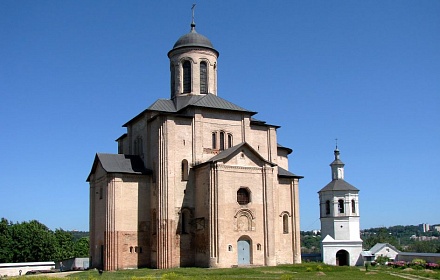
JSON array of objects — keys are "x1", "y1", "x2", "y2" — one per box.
[
  {"x1": 277, "y1": 143, "x2": 293, "y2": 154},
  {"x1": 250, "y1": 117, "x2": 281, "y2": 129},
  {"x1": 148, "y1": 99, "x2": 176, "y2": 112},
  {"x1": 194, "y1": 142, "x2": 274, "y2": 168},
  {"x1": 147, "y1": 94, "x2": 252, "y2": 114},
  {"x1": 208, "y1": 142, "x2": 272, "y2": 165},
  {"x1": 278, "y1": 166, "x2": 304, "y2": 179},
  {"x1": 124, "y1": 94, "x2": 255, "y2": 127},
  {"x1": 87, "y1": 153, "x2": 151, "y2": 181},
  {"x1": 318, "y1": 179, "x2": 359, "y2": 193},
  {"x1": 193, "y1": 143, "x2": 303, "y2": 179},
  {"x1": 115, "y1": 133, "x2": 127, "y2": 142}
]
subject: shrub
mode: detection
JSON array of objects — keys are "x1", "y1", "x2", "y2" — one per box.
[
  {"x1": 280, "y1": 274, "x2": 294, "y2": 280},
  {"x1": 376, "y1": 255, "x2": 390, "y2": 265},
  {"x1": 316, "y1": 265, "x2": 323, "y2": 271},
  {"x1": 426, "y1": 262, "x2": 439, "y2": 270},
  {"x1": 388, "y1": 261, "x2": 407, "y2": 268},
  {"x1": 162, "y1": 272, "x2": 181, "y2": 279},
  {"x1": 410, "y1": 258, "x2": 426, "y2": 270}
]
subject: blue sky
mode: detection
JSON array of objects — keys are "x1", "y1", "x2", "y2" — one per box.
[{"x1": 1, "y1": 1, "x2": 439, "y2": 232}]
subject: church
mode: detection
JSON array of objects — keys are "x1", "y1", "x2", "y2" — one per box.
[{"x1": 87, "y1": 17, "x2": 303, "y2": 270}]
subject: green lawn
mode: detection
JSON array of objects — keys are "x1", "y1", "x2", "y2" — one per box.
[{"x1": 21, "y1": 263, "x2": 440, "y2": 280}]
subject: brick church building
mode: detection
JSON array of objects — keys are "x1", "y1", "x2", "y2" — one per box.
[{"x1": 87, "y1": 17, "x2": 303, "y2": 270}]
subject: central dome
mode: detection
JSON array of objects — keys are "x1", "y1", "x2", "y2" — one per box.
[{"x1": 168, "y1": 23, "x2": 218, "y2": 57}]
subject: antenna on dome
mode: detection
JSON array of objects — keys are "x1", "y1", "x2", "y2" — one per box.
[
  {"x1": 191, "y1": 4, "x2": 196, "y2": 30},
  {"x1": 335, "y1": 138, "x2": 338, "y2": 149}
]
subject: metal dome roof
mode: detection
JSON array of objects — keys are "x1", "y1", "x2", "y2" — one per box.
[{"x1": 168, "y1": 23, "x2": 218, "y2": 56}]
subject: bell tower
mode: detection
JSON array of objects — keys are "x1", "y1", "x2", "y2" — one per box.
[
  {"x1": 167, "y1": 6, "x2": 219, "y2": 98},
  {"x1": 318, "y1": 146, "x2": 363, "y2": 266}
]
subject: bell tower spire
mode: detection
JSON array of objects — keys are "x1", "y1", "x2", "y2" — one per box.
[{"x1": 330, "y1": 140, "x2": 345, "y2": 180}]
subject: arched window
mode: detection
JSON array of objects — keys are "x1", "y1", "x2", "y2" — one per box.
[
  {"x1": 181, "y1": 159, "x2": 189, "y2": 181},
  {"x1": 283, "y1": 214, "x2": 289, "y2": 234},
  {"x1": 257, "y1": 243, "x2": 261, "y2": 250},
  {"x1": 200, "y1": 61, "x2": 208, "y2": 93},
  {"x1": 228, "y1": 134, "x2": 233, "y2": 148},
  {"x1": 212, "y1": 132, "x2": 217, "y2": 149},
  {"x1": 170, "y1": 63, "x2": 175, "y2": 96},
  {"x1": 338, "y1": 199, "x2": 345, "y2": 214},
  {"x1": 351, "y1": 199, "x2": 356, "y2": 213},
  {"x1": 237, "y1": 188, "x2": 250, "y2": 205},
  {"x1": 325, "y1": 200, "x2": 330, "y2": 215},
  {"x1": 219, "y1": 131, "x2": 225, "y2": 150},
  {"x1": 183, "y1": 61, "x2": 191, "y2": 93}
]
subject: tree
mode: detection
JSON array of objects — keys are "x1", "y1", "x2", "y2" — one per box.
[
  {"x1": 10, "y1": 220, "x2": 56, "y2": 262},
  {"x1": 0, "y1": 218, "x2": 12, "y2": 262},
  {"x1": 53, "y1": 229, "x2": 75, "y2": 261},
  {"x1": 406, "y1": 240, "x2": 440, "y2": 253},
  {"x1": 73, "y1": 237, "x2": 89, "y2": 258},
  {"x1": 363, "y1": 227, "x2": 399, "y2": 250},
  {"x1": 0, "y1": 218, "x2": 90, "y2": 263}
]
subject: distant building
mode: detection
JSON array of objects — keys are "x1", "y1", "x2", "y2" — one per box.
[
  {"x1": 369, "y1": 243, "x2": 400, "y2": 261},
  {"x1": 319, "y1": 147, "x2": 363, "y2": 266},
  {"x1": 410, "y1": 235, "x2": 438, "y2": 241},
  {"x1": 419, "y1": 223, "x2": 430, "y2": 232},
  {"x1": 433, "y1": 225, "x2": 440, "y2": 232}
]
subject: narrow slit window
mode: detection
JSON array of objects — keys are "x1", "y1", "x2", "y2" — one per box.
[
  {"x1": 171, "y1": 63, "x2": 175, "y2": 96},
  {"x1": 212, "y1": 132, "x2": 217, "y2": 149},
  {"x1": 283, "y1": 214, "x2": 289, "y2": 234},
  {"x1": 219, "y1": 132, "x2": 225, "y2": 150},
  {"x1": 351, "y1": 199, "x2": 356, "y2": 213},
  {"x1": 183, "y1": 61, "x2": 191, "y2": 93},
  {"x1": 181, "y1": 159, "x2": 189, "y2": 181},
  {"x1": 200, "y1": 61, "x2": 207, "y2": 93},
  {"x1": 228, "y1": 134, "x2": 233, "y2": 148}
]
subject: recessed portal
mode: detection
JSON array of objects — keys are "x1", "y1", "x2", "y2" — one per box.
[
  {"x1": 237, "y1": 237, "x2": 251, "y2": 265},
  {"x1": 336, "y1": 249, "x2": 349, "y2": 266}
]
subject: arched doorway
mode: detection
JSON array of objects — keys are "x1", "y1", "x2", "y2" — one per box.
[
  {"x1": 336, "y1": 250, "x2": 349, "y2": 266},
  {"x1": 237, "y1": 236, "x2": 252, "y2": 265}
]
